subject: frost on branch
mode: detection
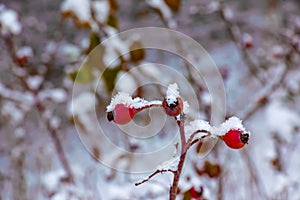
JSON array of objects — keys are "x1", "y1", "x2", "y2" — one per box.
[
  {"x1": 92, "y1": 1, "x2": 110, "y2": 24},
  {"x1": 0, "y1": 5, "x2": 22, "y2": 35},
  {"x1": 185, "y1": 120, "x2": 211, "y2": 139},
  {"x1": 146, "y1": 0, "x2": 177, "y2": 28},
  {"x1": 61, "y1": 0, "x2": 91, "y2": 28},
  {"x1": 157, "y1": 156, "x2": 180, "y2": 171}
]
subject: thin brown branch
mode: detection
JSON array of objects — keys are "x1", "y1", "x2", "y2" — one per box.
[
  {"x1": 2, "y1": 34, "x2": 75, "y2": 184},
  {"x1": 187, "y1": 129, "x2": 211, "y2": 149},
  {"x1": 218, "y1": 0, "x2": 265, "y2": 85},
  {"x1": 135, "y1": 169, "x2": 176, "y2": 186},
  {"x1": 169, "y1": 115, "x2": 187, "y2": 200},
  {"x1": 169, "y1": 151, "x2": 187, "y2": 200},
  {"x1": 135, "y1": 103, "x2": 163, "y2": 112},
  {"x1": 47, "y1": 123, "x2": 75, "y2": 184},
  {"x1": 242, "y1": 52, "x2": 291, "y2": 121}
]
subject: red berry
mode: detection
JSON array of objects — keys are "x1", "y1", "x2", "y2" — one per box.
[
  {"x1": 107, "y1": 104, "x2": 136, "y2": 125},
  {"x1": 222, "y1": 129, "x2": 249, "y2": 149},
  {"x1": 189, "y1": 186, "x2": 203, "y2": 199},
  {"x1": 162, "y1": 97, "x2": 183, "y2": 117},
  {"x1": 242, "y1": 33, "x2": 253, "y2": 49}
]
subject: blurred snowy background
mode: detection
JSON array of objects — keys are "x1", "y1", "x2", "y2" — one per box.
[{"x1": 0, "y1": 0, "x2": 300, "y2": 199}]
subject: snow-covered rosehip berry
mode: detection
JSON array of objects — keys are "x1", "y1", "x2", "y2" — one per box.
[
  {"x1": 107, "y1": 104, "x2": 136, "y2": 125},
  {"x1": 242, "y1": 33, "x2": 253, "y2": 49},
  {"x1": 189, "y1": 186, "x2": 203, "y2": 199},
  {"x1": 222, "y1": 129, "x2": 249, "y2": 149},
  {"x1": 162, "y1": 97, "x2": 183, "y2": 117}
]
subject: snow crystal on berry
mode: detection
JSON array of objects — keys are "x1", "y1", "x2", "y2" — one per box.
[
  {"x1": 166, "y1": 83, "x2": 180, "y2": 106},
  {"x1": 212, "y1": 116, "x2": 245, "y2": 136},
  {"x1": 132, "y1": 97, "x2": 162, "y2": 110},
  {"x1": 106, "y1": 92, "x2": 133, "y2": 112},
  {"x1": 106, "y1": 92, "x2": 162, "y2": 112}
]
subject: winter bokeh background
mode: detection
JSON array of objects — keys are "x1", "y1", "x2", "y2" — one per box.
[{"x1": 0, "y1": 0, "x2": 300, "y2": 199}]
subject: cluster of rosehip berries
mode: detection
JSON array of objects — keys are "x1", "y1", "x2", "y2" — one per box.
[
  {"x1": 107, "y1": 96, "x2": 249, "y2": 149},
  {"x1": 107, "y1": 96, "x2": 183, "y2": 125}
]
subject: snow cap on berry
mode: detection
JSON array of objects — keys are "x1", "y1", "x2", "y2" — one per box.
[
  {"x1": 212, "y1": 116, "x2": 246, "y2": 136},
  {"x1": 106, "y1": 91, "x2": 162, "y2": 112},
  {"x1": 106, "y1": 92, "x2": 133, "y2": 112},
  {"x1": 166, "y1": 83, "x2": 180, "y2": 106}
]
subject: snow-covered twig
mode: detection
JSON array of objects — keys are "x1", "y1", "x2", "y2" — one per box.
[
  {"x1": 218, "y1": 0, "x2": 265, "y2": 85},
  {"x1": 135, "y1": 169, "x2": 176, "y2": 186}
]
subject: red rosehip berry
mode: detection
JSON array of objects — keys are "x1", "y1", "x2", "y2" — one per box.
[
  {"x1": 222, "y1": 129, "x2": 249, "y2": 149},
  {"x1": 107, "y1": 104, "x2": 136, "y2": 125},
  {"x1": 162, "y1": 97, "x2": 183, "y2": 117},
  {"x1": 189, "y1": 186, "x2": 203, "y2": 199},
  {"x1": 242, "y1": 33, "x2": 253, "y2": 49}
]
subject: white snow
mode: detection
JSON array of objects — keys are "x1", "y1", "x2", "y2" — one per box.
[
  {"x1": 272, "y1": 45, "x2": 284, "y2": 57},
  {"x1": 71, "y1": 92, "x2": 95, "y2": 115},
  {"x1": 223, "y1": 7, "x2": 234, "y2": 20},
  {"x1": 146, "y1": 0, "x2": 177, "y2": 28},
  {"x1": 14, "y1": 127, "x2": 25, "y2": 139},
  {"x1": 266, "y1": 101, "x2": 300, "y2": 142},
  {"x1": 26, "y1": 75, "x2": 43, "y2": 90},
  {"x1": 42, "y1": 169, "x2": 65, "y2": 192},
  {"x1": 212, "y1": 116, "x2": 245, "y2": 136},
  {"x1": 157, "y1": 156, "x2": 179, "y2": 171},
  {"x1": 242, "y1": 33, "x2": 253, "y2": 46},
  {"x1": 70, "y1": 92, "x2": 97, "y2": 135},
  {"x1": 0, "y1": 83, "x2": 35, "y2": 109},
  {"x1": 106, "y1": 91, "x2": 162, "y2": 112},
  {"x1": 92, "y1": 1, "x2": 110, "y2": 23},
  {"x1": 50, "y1": 116, "x2": 61, "y2": 129},
  {"x1": 58, "y1": 43, "x2": 81, "y2": 62},
  {"x1": 185, "y1": 120, "x2": 211, "y2": 139},
  {"x1": 207, "y1": 1, "x2": 220, "y2": 13},
  {"x1": 166, "y1": 83, "x2": 180, "y2": 106},
  {"x1": 61, "y1": 0, "x2": 91, "y2": 23},
  {"x1": 183, "y1": 101, "x2": 189, "y2": 114},
  {"x1": 201, "y1": 92, "x2": 211, "y2": 105},
  {"x1": 38, "y1": 88, "x2": 67, "y2": 103},
  {"x1": 115, "y1": 72, "x2": 137, "y2": 93},
  {"x1": 0, "y1": 5, "x2": 22, "y2": 35},
  {"x1": 17, "y1": 46, "x2": 33, "y2": 58},
  {"x1": 106, "y1": 92, "x2": 133, "y2": 112},
  {"x1": 2, "y1": 101, "x2": 24, "y2": 125},
  {"x1": 102, "y1": 35, "x2": 130, "y2": 67}
]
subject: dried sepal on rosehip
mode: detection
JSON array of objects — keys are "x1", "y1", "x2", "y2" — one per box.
[
  {"x1": 162, "y1": 83, "x2": 184, "y2": 117},
  {"x1": 162, "y1": 97, "x2": 183, "y2": 117}
]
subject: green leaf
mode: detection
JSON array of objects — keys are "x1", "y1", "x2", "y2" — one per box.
[
  {"x1": 86, "y1": 32, "x2": 101, "y2": 54},
  {"x1": 107, "y1": 14, "x2": 118, "y2": 29},
  {"x1": 129, "y1": 40, "x2": 145, "y2": 63},
  {"x1": 102, "y1": 65, "x2": 122, "y2": 92},
  {"x1": 68, "y1": 62, "x2": 93, "y2": 84}
]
